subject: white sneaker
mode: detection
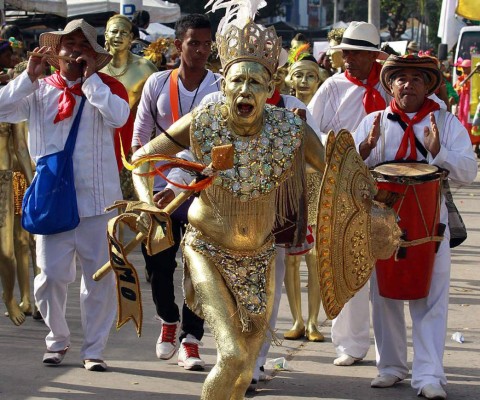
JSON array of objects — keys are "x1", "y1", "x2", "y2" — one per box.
[
  {"x1": 177, "y1": 334, "x2": 205, "y2": 370},
  {"x1": 333, "y1": 354, "x2": 362, "y2": 366},
  {"x1": 421, "y1": 384, "x2": 447, "y2": 400},
  {"x1": 156, "y1": 319, "x2": 179, "y2": 360},
  {"x1": 371, "y1": 374, "x2": 402, "y2": 388}
]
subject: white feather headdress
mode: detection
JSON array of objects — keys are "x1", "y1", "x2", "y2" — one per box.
[{"x1": 205, "y1": 0, "x2": 282, "y2": 75}]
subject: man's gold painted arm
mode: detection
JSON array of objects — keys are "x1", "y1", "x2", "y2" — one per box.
[
  {"x1": 304, "y1": 124, "x2": 326, "y2": 173},
  {"x1": 131, "y1": 113, "x2": 192, "y2": 204}
]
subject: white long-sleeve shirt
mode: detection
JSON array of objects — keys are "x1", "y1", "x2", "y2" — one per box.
[
  {"x1": 308, "y1": 72, "x2": 391, "y2": 141},
  {"x1": 353, "y1": 107, "x2": 478, "y2": 225},
  {"x1": 132, "y1": 69, "x2": 221, "y2": 192},
  {"x1": 0, "y1": 71, "x2": 130, "y2": 217}
]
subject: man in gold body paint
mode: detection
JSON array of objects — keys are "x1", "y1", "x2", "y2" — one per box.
[
  {"x1": 131, "y1": 11, "x2": 326, "y2": 400},
  {"x1": 283, "y1": 50, "x2": 328, "y2": 342},
  {"x1": 100, "y1": 14, "x2": 157, "y2": 196},
  {"x1": 0, "y1": 49, "x2": 32, "y2": 325}
]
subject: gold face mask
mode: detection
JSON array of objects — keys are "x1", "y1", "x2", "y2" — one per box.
[
  {"x1": 222, "y1": 61, "x2": 274, "y2": 136},
  {"x1": 287, "y1": 60, "x2": 321, "y2": 104}
]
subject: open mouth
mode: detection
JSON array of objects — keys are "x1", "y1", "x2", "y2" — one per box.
[{"x1": 236, "y1": 102, "x2": 254, "y2": 117}]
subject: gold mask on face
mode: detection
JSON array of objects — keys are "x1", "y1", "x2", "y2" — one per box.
[
  {"x1": 287, "y1": 60, "x2": 321, "y2": 105},
  {"x1": 222, "y1": 61, "x2": 273, "y2": 136}
]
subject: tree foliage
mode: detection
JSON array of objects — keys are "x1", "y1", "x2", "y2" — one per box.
[{"x1": 380, "y1": 0, "x2": 442, "y2": 47}]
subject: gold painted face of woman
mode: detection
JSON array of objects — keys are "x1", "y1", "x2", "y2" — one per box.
[
  {"x1": 105, "y1": 19, "x2": 133, "y2": 53},
  {"x1": 288, "y1": 61, "x2": 321, "y2": 104}
]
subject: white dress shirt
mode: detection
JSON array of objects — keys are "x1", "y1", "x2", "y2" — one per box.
[{"x1": 0, "y1": 71, "x2": 129, "y2": 217}]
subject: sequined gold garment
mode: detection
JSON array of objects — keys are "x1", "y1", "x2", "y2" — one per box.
[
  {"x1": 193, "y1": 102, "x2": 303, "y2": 199},
  {"x1": 12, "y1": 171, "x2": 27, "y2": 215},
  {"x1": 190, "y1": 102, "x2": 306, "y2": 235},
  {"x1": 307, "y1": 172, "x2": 322, "y2": 225},
  {"x1": 183, "y1": 225, "x2": 275, "y2": 333},
  {"x1": 0, "y1": 170, "x2": 12, "y2": 227}
]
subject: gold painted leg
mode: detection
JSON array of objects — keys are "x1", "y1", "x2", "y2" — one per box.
[
  {"x1": 284, "y1": 254, "x2": 305, "y2": 340},
  {"x1": 305, "y1": 248, "x2": 324, "y2": 342}
]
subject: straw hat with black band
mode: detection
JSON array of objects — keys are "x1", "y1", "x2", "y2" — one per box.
[
  {"x1": 39, "y1": 19, "x2": 112, "y2": 71},
  {"x1": 331, "y1": 21, "x2": 387, "y2": 56},
  {"x1": 380, "y1": 55, "x2": 443, "y2": 97}
]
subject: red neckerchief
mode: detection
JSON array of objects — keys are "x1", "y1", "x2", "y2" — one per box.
[
  {"x1": 390, "y1": 97, "x2": 440, "y2": 160},
  {"x1": 96, "y1": 72, "x2": 132, "y2": 171},
  {"x1": 45, "y1": 71, "x2": 130, "y2": 170},
  {"x1": 44, "y1": 71, "x2": 83, "y2": 124},
  {"x1": 345, "y1": 62, "x2": 386, "y2": 114},
  {"x1": 267, "y1": 89, "x2": 282, "y2": 105}
]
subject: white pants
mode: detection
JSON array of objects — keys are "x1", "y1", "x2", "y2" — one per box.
[
  {"x1": 34, "y1": 213, "x2": 116, "y2": 360},
  {"x1": 253, "y1": 246, "x2": 286, "y2": 380},
  {"x1": 331, "y1": 283, "x2": 371, "y2": 359},
  {"x1": 371, "y1": 239, "x2": 450, "y2": 393}
]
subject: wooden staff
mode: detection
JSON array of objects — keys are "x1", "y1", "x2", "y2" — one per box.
[
  {"x1": 459, "y1": 63, "x2": 480, "y2": 87},
  {"x1": 92, "y1": 144, "x2": 234, "y2": 281},
  {"x1": 27, "y1": 51, "x2": 77, "y2": 62}
]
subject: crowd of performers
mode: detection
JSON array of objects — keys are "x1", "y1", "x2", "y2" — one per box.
[{"x1": 0, "y1": 1, "x2": 477, "y2": 399}]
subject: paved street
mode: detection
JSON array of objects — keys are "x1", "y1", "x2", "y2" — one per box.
[{"x1": 1, "y1": 165, "x2": 479, "y2": 400}]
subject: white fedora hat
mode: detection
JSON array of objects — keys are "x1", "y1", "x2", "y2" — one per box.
[
  {"x1": 39, "y1": 19, "x2": 112, "y2": 71},
  {"x1": 331, "y1": 21, "x2": 386, "y2": 55}
]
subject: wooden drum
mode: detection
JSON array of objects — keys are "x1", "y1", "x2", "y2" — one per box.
[{"x1": 372, "y1": 162, "x2": 444, "y2": 300}]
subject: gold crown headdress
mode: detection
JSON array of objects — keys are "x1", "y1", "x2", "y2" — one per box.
[{"x1": 205, "y1": 0, "x2": 282, "y2": 75}]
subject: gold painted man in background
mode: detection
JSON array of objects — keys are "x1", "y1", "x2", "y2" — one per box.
[
  {"x1": 101, "y1": 14, "x2": 157, "y2": 182},
  {"x1": 0, "y1": 46, "x2": 30, "y2": 325},
  {"x1": 282, "y1": 47, "x2": 327, "y2": 341},
  {"x1": 327, "y1": 28, "x2": 346, "y2": 73},
  {"x1": 131, "y1": 2, "x2": 325, "y2": 398}
]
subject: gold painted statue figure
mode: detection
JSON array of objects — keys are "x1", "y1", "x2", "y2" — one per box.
[
  {"x1": 0, "y1": 119, "x2": 34, "y2": 325},
  {"x1": 327, "y1": 28, "x2": 346, "y2": 72},
  {"x1": 101, "y1": 14, "x2": 157, "y2": 113},
  {"x1": 101, "y1": 14, "x2": 157, "y2": 198},
  {"x1": 10, "y1": 121, "x2": 39, "y2": 317},
  {"x1": 286, "y1": 45, "x2": 328, "y2": 107},
  {"x1": 283, "y1": 46, "x2": 326, "y2": 341},
  {"x1": 0, "y1": 52, "x2": 34, "y2": 325},
  {"x1": 131, "y1": 2, "x2": 325, "y2": 398}
]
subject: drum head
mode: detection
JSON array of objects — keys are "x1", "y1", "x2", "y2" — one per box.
[{"x1": 374, "y1": 163, "x2": 438, "y2": 177}]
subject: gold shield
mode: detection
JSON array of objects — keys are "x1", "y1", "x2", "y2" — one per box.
[{"x1": 316, "y1": 129, "x2": 378, "y2": 320}]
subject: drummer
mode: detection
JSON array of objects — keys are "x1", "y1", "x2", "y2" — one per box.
[{"x1": 354, "y1": 55, "x2": 477, "y2": 400}]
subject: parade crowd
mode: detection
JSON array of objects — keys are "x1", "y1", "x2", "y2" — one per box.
[{"x1": 0, "y1": 3, "x2": 478, "y2": 400}]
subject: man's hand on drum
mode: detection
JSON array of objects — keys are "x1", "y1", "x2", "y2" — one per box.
[
  {"x1": 359, "y1": 113, "x2": 381, "y2": 160},
  {"x1": 153, "y1": 188, "x2": 175, "y2": 209},
  {"x1": 424, "y1": 112, "x2": 440, "y2": 158}
]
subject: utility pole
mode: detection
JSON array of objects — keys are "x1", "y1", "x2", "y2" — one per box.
[
  {"x1": 333, "y1": 0, "x2": 338, "y2": 25},
  {"x1": 368, "y1": 0, "x2": 381, "y2": 30}
]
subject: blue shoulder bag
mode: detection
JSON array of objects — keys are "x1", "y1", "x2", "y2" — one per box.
[{"x1": 22, "y1": 96, "x2": 86, "y2": 235}]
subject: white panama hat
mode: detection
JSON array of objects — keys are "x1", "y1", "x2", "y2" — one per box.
[{"x1": 331, "y1": 21, "x2": 387, "y2": 55}]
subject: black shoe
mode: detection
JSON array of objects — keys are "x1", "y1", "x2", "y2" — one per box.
[{"x1": 247, "y1": 379, "x2": 258, "y2": 392}]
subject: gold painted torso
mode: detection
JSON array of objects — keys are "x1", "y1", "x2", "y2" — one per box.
[
  {"x1": 189, "y1": 103, "x2": 304, "y2": 251},
  {"x1": 101, "y1": 54, "x2": 157, "y2": 111}
]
